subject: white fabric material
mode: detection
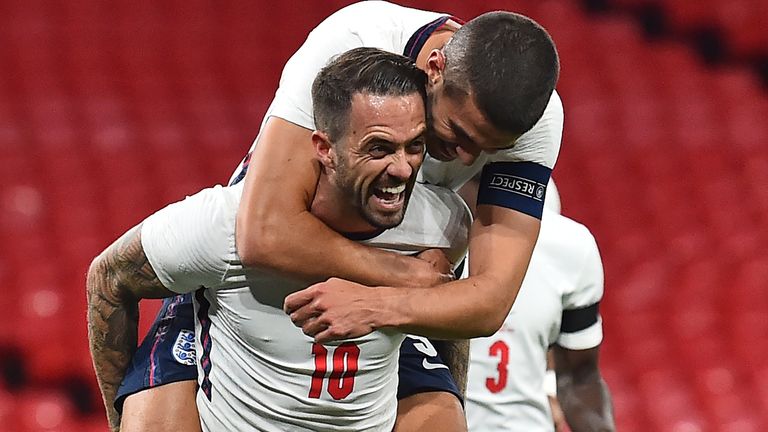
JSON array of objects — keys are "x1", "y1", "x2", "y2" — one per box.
[
  {"x1": 543, "y1": 369, "x2": 557, "y2": 397},
  {"x1": 465, "y1": 209, "x2": 604, "y2": 432},
  {"x1": 141, "y1": 181, "x2": 471, "y2": 431}
]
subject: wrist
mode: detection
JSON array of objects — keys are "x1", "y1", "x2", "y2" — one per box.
[{"x1": 371, "y1": 286, "x2": 411, "y2": 330}]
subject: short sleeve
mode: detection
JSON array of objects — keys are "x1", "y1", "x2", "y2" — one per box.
[
  {"x1": 266, "y1": 2, "x2": 442, "y2": 131},
  {"x1": 557, "y1": 231, "x2": 604, "y2": 350},
  {"x1": 493, "y1": 90, "x2": 564, "y2": 169},
  {"x1": 141, "y1": 185, "x2": 239, "y2": 294}
]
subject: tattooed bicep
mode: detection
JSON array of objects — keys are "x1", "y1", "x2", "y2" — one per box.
[{"x1": 98, "y1": 224, "x2": 175, "y2": 299}]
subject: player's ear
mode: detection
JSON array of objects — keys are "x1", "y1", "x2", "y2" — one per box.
[
  {"x1": 312, "y1": 130, "x2": 335, "y2": 170},
  {"x1": 425, "y1": 49, "x2": 446, "y2": 88}
]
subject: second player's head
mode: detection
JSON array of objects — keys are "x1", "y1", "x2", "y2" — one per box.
[
  {"x1": 424, "y1": 12, "x2": 559, "y2": 165},
  {"x1": 312, "y1": 47, "x2": 428, "y2": 230}
]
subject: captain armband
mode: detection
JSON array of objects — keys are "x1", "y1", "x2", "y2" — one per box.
[{"x1": 476, "y1": 161, "x2": 551, "y2": 219}]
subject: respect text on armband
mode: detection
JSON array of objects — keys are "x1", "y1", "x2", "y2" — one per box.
[{"x1": 487, "y1": 174, "x2": 546, "y2": 202}]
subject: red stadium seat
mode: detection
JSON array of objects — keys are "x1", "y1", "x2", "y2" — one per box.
[
  {"x1": 16, "y1": 389, "x2": 78, "y2": 432},
  {"x1": 2, "y1": 0, "x2": 768, "y2": 429}
]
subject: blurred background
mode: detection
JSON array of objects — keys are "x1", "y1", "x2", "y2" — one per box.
[{"x1": 1, "y1": 0, "x2": 767, "y2": 430}]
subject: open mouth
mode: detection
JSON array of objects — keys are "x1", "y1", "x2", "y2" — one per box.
[{"x1": 371, "y1": 183, "x2": 406, "y2": 210}]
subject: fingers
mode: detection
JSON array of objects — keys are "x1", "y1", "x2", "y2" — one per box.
[
  {"x1": 439, "y1": 272, "x2": 455, "y2": 283},
  {"x1": 313, "y1": 329, "x2": 336, "y2": 345},
  {"x1": 289, "y1": 304, "x2": 320, "y2": 328},
  {"x1": 284, "y1": 285, "x2": 319, "y2": 314},
  {"x1": 296, "y1": 317, "x2": 348, "y2": 344},
  {"x1": 300, "y1": 316, "x2": 329, "y2": 339},
  {"x1": 313, "y1": 325, "x2": 351, "y2": 344},
  {"x1": 416, "y1": 248, "x2": 453, "y2": 275}
]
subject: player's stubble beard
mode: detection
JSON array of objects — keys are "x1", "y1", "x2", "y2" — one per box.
[{"x1": 333, "y1": 151, "x2": 417, "y2": 230}]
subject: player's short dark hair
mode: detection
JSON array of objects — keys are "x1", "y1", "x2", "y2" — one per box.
[
  {"x1": 312, "y1": 47, "x2": 427, "y2": 142},
  {"x1": 442, "y1": 12, "x2": 560, "y2": 137}
]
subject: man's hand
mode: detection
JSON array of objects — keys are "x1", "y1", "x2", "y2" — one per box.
[
  {"x1": 284, "y1": 248, "x2": 457, "y2": 343},
  {"x1": 415, "y1": 248, "x2": 454, "y2": 284},
  {"x1": 284, "y1": 278, "x2": 390, "y2": 343}
]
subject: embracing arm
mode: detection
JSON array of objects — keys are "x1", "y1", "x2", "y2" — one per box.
[
  {"x1": 86, "y1": 224, "x2": 176, "y2": 431},
  {"x1": 378, "y1": 204, "x2": 539, "y2": 337},
  {"x1": 553, "y1": 345, "x2": 615, "y2": 432},
  {"x1": 285, "y1": 204, "x2": 539, "y2": 341},
  {"x1": 236, "y1": 117, "x2": 450, "y2": 287}
]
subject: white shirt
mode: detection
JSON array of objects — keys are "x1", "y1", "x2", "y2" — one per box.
[
  {"x1": 230, "y1": 0, "x2": 563, "y2": 191},
  {"x1": 465, "y1": 209, "x2": 604, "y2": 431},
  {"x1": 140, "y1": 181, "x2": 471, "y2": 432}
]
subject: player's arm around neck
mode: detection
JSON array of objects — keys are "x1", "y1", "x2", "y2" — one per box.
[
  {"x1": 553, "y1": 345, "x2": 616, "y2": 432},
  {"x1": 86, "y1": 224, "x2": 176, "y2": 431},
  {"x1": 235, "y1": 117, "x2": 447, "y2": 287},
  {"x1": 286, "y1": 205, "x2": 540, "y2": 341},
  {"x1": 379, "y1": 205, "x2": 539, "y2": 338}
]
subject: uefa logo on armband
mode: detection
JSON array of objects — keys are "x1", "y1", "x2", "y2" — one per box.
[{"x1": 172, "y1": 329, "x2": 197, "y2": 366}]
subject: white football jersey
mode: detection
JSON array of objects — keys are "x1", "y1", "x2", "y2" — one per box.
[
  {"x1": 140, "y1": 181, "x2": 471, "y2": 432},
  {"x1": 465, "y1": 209, "x2": 604, "y2": 432},
  {"x1": 230, "y1": 0, "x2": 563, "y2": 191}
]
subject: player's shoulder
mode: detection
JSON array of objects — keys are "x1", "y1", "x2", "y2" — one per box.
[
  {"x1": 488, "y1": 90, "x2": 563, "y2": 169},
  {"x1": 542, "y1": 209, "x2": 593, "y2": 241},
  {"x1": 537, "y1": 210, "x2": 599, "y2": 262},
  {"x1": 331, "y1": 0, "x2": 405, "y2": 15},
  {"x1": 324, "y1": 1, "x2": 439, "y2": 25},
  {"x1": 509, "y1": 89, "x2": 563, "y2": 146},
  {"x1": 534, "y1": 211, "x2": 603, "y2": 300}
]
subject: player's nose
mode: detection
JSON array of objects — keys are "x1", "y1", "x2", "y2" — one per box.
[{"x1": 386, "y1": 153, "x2": 413, "y2": 180}]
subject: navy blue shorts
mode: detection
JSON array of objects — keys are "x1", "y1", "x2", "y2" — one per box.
[
  {"x1": 397, "y1": 335, "x2": 461, "y2": 401},
  {"x1": 115, "y1": 293, "x2": 461, "y2": 413},
  {"x1": 115, "y1": 294, "x2": 197, "y2": 413}
]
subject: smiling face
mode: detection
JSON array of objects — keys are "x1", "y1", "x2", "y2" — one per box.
[
  {"x1": 327, "y1": 92, "x2": 427, "y2": 229},
  {"x1": 420, "y1": 50, "x2": 520, "y2": 166},
  {"x1": 425, "y1": 84, "x2": 520, "y2": 166}
]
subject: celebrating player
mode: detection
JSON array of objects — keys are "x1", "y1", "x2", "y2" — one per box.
[
  {"x1": 243, "y1": 0, "x2": 562, "y2": 343},
  {"x1": 111, "y1": 1, "x2": 563, "y2": 431},
  {"x1": 88, "y1": 48, "x2": 472, "y2": 431}
]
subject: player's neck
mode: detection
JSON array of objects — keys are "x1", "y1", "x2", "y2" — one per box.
[
  {"x1": 415, "y1": 20, "x2": 460, "y2": 70},
  {"x1": 311, "y1": 175, "x2": 380, "y2": 235}
]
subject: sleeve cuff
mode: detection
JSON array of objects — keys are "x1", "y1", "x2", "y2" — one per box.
[{"x1": 556, "y1": 317, "x2": 603, "y2": 350}]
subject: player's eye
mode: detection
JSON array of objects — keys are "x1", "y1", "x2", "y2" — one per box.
[
  {"x1": 406, "y1": 140, "x2": 425, "y2": 154},
  {"x1": 369, "y1": 145, "x2": 392, "y2": 158}
]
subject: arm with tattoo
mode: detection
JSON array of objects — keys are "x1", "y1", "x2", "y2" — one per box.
[
  {"x1": 433, "y1": 339, "x2": 469, "y2": 397},
  {"x1": 86, "y1": 224, "x2": 176, "y2": 431}
]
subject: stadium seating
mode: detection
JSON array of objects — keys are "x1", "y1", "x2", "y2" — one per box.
[
  {"x1": 609, "y1": 0, "x2": 768, "y2": 60},
  {"x1": 1, "y1": 0, "x2": 766, "y2": 430}
]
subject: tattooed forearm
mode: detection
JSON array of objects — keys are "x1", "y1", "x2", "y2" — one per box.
[
  {"x1": 433, "y1": 339, "x2": 469, "y2": 397},
  {"x1": 86, "y1": 224, "x2": 173, "y2": 431}
]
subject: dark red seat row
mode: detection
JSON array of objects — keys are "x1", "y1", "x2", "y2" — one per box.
[{"x1": 0, "y1": 0, "x2": 766, "y2": 430}]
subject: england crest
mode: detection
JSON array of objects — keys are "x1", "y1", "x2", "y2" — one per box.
[{"x1": 172, "y1": 329, "x2": 197, "y2": 366}]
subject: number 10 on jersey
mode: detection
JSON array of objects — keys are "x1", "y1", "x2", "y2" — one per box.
[{"x1": 309, "y1": 342, "x2": 360, "y2": 400}]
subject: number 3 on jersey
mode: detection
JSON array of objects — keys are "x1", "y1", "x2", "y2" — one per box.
[
  {"x1": 309, "y1": 342, "x2": 360, "y2": 400},
  {"x1": 486, "y1": 340, "x2": 509, "y2": 393}
]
